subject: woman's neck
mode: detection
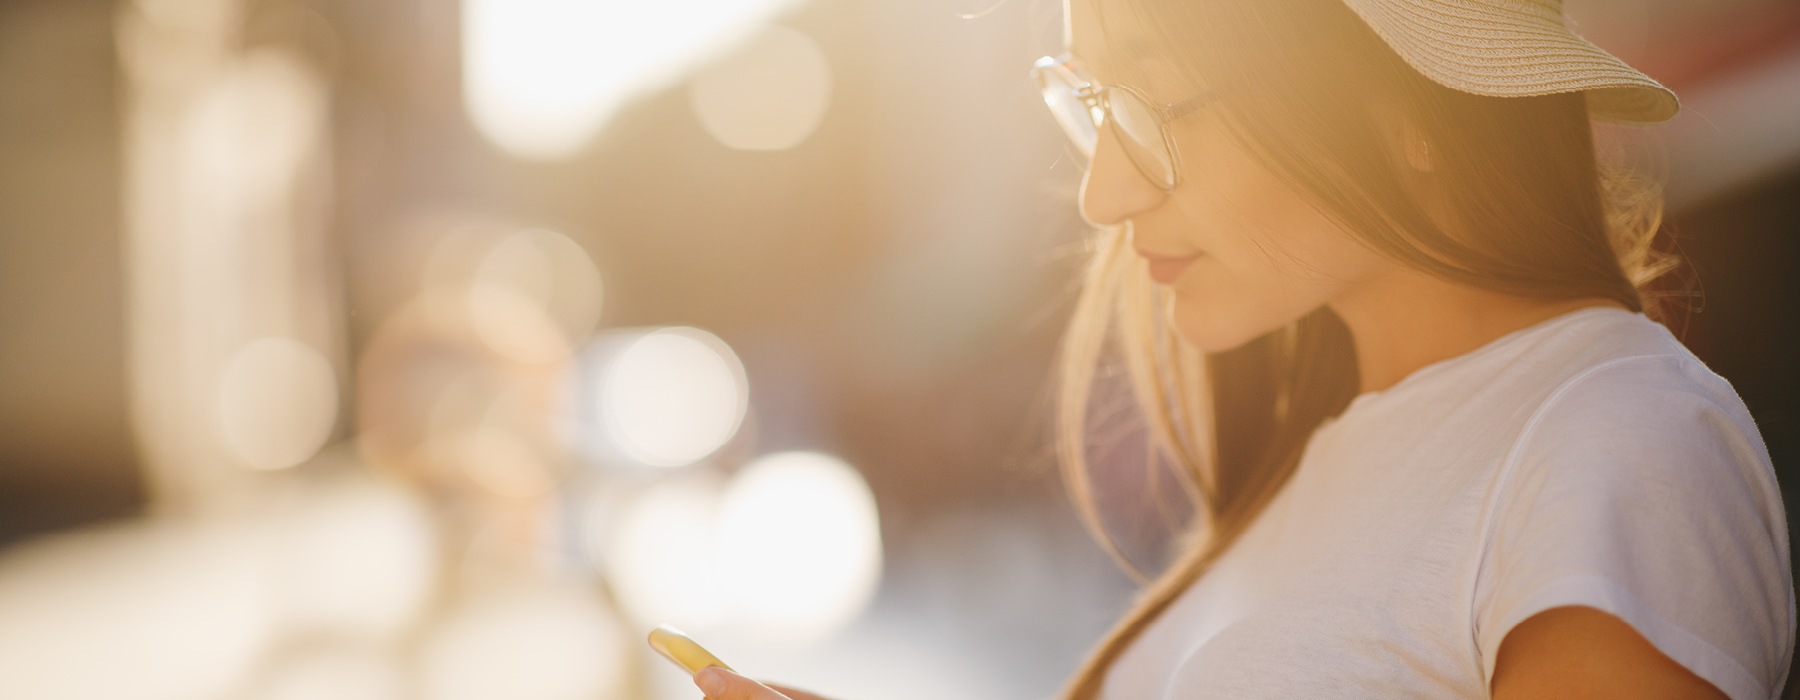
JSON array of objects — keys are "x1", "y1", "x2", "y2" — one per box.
[{"x1": 1329, "y1": 268, "x2": 1628, "y2": 395}]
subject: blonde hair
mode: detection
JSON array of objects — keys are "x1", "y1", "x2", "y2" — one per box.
[{"x1": 1052, "y1": 0, "x2": 1677, "y2": 697}]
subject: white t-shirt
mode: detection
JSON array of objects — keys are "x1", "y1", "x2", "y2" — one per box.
[{"x1": 1100, "y1": 306, "x2": 1795, "y2": 700}]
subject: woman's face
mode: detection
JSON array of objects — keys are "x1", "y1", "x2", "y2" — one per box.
[{"x1": 1067, "y1": 0, "x2": 1398, "y2": 352}]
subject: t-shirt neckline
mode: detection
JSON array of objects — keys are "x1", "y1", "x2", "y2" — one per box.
[{"x1": 1337, "y1": 304, "x2": 1639, "y2": 417}]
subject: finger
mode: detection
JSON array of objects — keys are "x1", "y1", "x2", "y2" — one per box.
[
  {"x1": 695, "y1": 666, "x2": 793, "y2": 700},
  {"x1": 765, "y1": 683, "x2": 831, "y2": 700}
]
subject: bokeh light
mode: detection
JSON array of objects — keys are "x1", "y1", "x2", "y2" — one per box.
[
  {"x1": 183, "y1": 47, "x2": 326, "y2": 215},
  {"x1": 473, "y1": 228, "x2": 605, "y2": 344},
  {"x1": 217, "y1": 336, "x2": 339, "y2": 471},
  {"x1": 467, "y1": 284, "x2": 572, "y2": 365},
  {"x1": 0, "y1": 525, "x2": 278, "y2": 700},
  {"x1": 581, "y1": 327, "x2": 749, "y2": 468},
  {"x1": 410, "y1": 224, "x2": 602, "y2": 366},
  {"x1": 441, "y1": 425, "x2": 557, "y2": 501},
  {"x1": 355, "y1": 288, "x2": 570, "y2": 499},
  {"x1": 690, "y1": 24, "x2": 833, "y2": 151},
  {"x1": 604, "y1": 476, "x2": 731, "y2": 627},
  {"x1": 462, "y1": 0, "x2": 808, "y2": 159},
  {"x1": 252, "y1": 648, "x2": 404, "y2": 700},
  {"x1": 270, "y1": 476, "x2": 437, "y2": 640},
  {"x1": 417, "y1": 580, "x2": 629, "y2": 700},
  {"x1": 717, "y1": 451, "x2": 882, "y2": 640}
]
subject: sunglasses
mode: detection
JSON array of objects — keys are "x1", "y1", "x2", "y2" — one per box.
[{"x1": 1029, "y1": 53, "x2": 1214, "y2": 190}]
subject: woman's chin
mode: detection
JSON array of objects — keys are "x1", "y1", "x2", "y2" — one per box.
[
  {"x1": 1171, "y1": 314, "x2": 1265, "y2": 354},
  {"x1": 1169, "y1": 302, "x2": 1295, "y2": 354}
]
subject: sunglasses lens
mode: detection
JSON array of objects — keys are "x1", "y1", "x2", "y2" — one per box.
[
  {"x1": 1107, "y1": 89, "x2": 1177, "y2": 188},
  {"x1": 1033, "y1": 68, "x2": 1098, "y2": 157}
]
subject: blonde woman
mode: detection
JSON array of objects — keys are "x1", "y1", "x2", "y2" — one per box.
[{"x1": 691, "y1": 0, "x2": 1795, "y2": 697}]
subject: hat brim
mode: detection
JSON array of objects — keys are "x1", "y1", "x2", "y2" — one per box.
[{"x1": 1338, "y1": 0, "x2": 1680, "y2": 124}]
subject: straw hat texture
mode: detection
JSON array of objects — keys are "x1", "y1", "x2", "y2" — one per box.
[{"x1": 1339, "y1": 0, "x2": 1680, "y2": 124}]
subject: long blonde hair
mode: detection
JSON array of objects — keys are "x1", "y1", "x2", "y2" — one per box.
[{"x1": 1053, "y1": 0, "x2": 1677, "y2": 697}]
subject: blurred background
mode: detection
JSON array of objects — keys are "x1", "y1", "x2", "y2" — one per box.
[{"x1": 0, "y1": 0, "x2": 1794, "y2": 698}]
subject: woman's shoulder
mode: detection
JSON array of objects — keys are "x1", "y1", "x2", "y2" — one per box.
[
  {"x1": 1507, "y1": 308, "x2": 1769, "y2": 492},
  {"x1": 1487, "y1": 308, "x2": 1750, "y2": 431},
  {"x1": 1524, "y1": 309, "x2": 1758, "y2": 449},
  {"x1": 1522, "y1": 306, "x2": 1691, "y2": 369},
  {"x1": 1350, "y1": 308, "x2": 1728, "y2": 432},
  {"x1": 1474, "y1": 314, "x2": 1795, "y2": 700}
]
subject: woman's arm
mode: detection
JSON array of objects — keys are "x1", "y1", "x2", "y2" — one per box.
[{"x1": 1491, "y1": 605, "x2": 1728, "y2": 700}]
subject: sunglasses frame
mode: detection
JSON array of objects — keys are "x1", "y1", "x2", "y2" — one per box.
[{"x1": 1030, "y1": 53, "x2": 1213, "y2": 191}]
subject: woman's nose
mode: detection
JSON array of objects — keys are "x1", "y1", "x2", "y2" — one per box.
[{"x1": 1078, "y1": 124, "x2": 1166, "y2": 227}]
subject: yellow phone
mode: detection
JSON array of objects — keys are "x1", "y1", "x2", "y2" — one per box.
[{"x1": 647, "y1": 624, "x2": 734, "y2": 675}]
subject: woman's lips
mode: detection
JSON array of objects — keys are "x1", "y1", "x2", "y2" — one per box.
[{"x1": 1147, "y1": 254, "x2": 1203, "y2": 285}]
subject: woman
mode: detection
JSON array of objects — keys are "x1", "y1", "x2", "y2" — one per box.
[{"x1": 693, "y1": 0, "x2": 1795, "y2": 697}]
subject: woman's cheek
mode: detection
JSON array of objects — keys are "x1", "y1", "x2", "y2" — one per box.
[
  {"x1": 1167, "y1": 252, "x2": 1348, "y2": 353},
  {"x1": 1167, "y1": 263, "x2": 1281, "y2": 352}
]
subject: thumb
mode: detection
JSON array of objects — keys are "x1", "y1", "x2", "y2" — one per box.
[{"x1": 694, "y1": 666, "x2": 792, "y2": 700}]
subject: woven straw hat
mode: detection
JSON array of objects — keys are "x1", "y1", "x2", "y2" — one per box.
[{"x1": 1338, "y1": 0, "x2": 1679, "y2": 124}]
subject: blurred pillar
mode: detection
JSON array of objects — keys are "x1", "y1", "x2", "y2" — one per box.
[
  {"x1": 0, "y1": 0, "x2": 140, "y2": 544},
  {"x1": 118, "y1": 0, "x2": 345, "y2": 514}
]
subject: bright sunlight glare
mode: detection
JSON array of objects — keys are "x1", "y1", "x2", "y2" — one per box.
[{"x1": 462, "y1": 0, "x2": 808, "y2": 159}]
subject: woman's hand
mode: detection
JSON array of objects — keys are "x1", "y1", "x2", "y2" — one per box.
[{"x1": 693, "y1": 667, "x2": 833, "y2": 700}]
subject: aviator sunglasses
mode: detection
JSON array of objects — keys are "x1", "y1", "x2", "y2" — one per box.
[{"x1": 1029, "y1": 53, "x2": 1214, "y2": 190}]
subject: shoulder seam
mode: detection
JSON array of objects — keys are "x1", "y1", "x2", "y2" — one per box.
[
  {"x1": 1465, "y1": 352, "x2": 1681, "y2": 673},
  {"x1": 1491, "y1": 352, "x2": 1683, "y2": 491}
]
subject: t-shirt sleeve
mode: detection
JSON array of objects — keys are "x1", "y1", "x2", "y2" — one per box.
[{"x1": 1472, "y1": 356, "x2": 1795, "y2": 700}]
